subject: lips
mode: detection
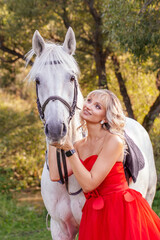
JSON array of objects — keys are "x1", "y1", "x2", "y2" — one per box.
[{"x1": 83, "y1": 109, "x2": 91, "y2": 115}]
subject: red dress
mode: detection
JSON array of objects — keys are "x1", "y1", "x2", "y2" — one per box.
[{"x1": 78, "y1": 155, "x2": 160, "y2": 240}]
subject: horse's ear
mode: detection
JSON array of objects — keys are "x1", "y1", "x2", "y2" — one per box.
[
  {"x1": 32, "y1": 30, "x2": 45, "y2": 57},
  {"x1": 63, "y1": 27, "x2": 76, "y2": 55}
]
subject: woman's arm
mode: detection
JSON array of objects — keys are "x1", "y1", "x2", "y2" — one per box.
[
  {"x1": 66, "y1": 135, "x2": 123, "y2": 193},
  {"x1": 48, "y1": 145, "x2": 73, "y2": 181}
]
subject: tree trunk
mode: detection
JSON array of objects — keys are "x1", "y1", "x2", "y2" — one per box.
[
  {"x1": 142, "y1": 93, "x2": 160, "y2": 132},
  {"x1": 85, "y1": 0, "x2": 109, "y2": 89},
  {"x1": 94, "y1": 51, "x2": 108, "y2": 89},
  {"x1": 111, "y1": 55, "x2": 135, "y2": 119}
]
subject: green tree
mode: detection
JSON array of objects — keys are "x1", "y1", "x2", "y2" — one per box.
[{"x1": 102, "y1": 0, "x2": 160, "y2": 130}]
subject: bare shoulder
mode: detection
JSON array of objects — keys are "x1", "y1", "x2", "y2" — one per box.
[{"x1": 103, "y1": 133, "x2": 123, "y2": 151}]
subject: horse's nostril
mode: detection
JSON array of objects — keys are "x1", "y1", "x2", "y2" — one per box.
[
  {"x1": 62, "y1": 122, "x2": 67, "y2": 136},
  {"x1": 45, "y1": 124, "x2": 49, "y2": 135}
]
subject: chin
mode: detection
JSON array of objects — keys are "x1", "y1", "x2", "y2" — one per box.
[{"x1": 80, "y1": 112, "x2": 90, "y2": 121}]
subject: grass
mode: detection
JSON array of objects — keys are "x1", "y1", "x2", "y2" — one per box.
[
  {"x1": 0, "y1": 192, "x2": 80, "y2": 240},
  {"x1": 0, "y1": 194, "x2": 51, "y2": 240}
]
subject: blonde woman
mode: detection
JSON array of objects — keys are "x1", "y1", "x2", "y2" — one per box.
[{"x1": 49, "y1": 89, "x2": 160, "y2": 239}]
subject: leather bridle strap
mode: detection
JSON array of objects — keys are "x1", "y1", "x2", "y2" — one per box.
[
  {"x1": 36, "y1": 83, "x2": 45, "y2": 120},
  {"x1": 42, "y1": 96, "x2": 72, "y2": 119},
  {"x1": 61, "y1": 149, "x2": 69, "y2": 192},
  {"x1": 56, "y1": 148, "x2": 82, "y2": 195},
  {"x1": 57, "y1": 149, "x2": 65, "y2": 184},
  {"x1": 69, "y1": 187, "x2": 82, "y2": 196}
]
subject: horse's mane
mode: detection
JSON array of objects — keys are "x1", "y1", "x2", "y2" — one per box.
[{"x1": 25, "y1": 41, "x2": 80, "y2": 81}]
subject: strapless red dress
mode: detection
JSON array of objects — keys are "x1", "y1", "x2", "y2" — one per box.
[{"x1": 78, "y1": 155, "x2": 160, "y2": 240}]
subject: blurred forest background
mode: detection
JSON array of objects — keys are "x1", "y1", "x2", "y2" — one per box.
[{"x1": 0, "y1": 0, "x2": 160, "y2": 239}]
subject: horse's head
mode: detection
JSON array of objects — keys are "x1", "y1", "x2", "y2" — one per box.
[{"x1": 26, "y1": 27, "x2": 82, "y2": 145}]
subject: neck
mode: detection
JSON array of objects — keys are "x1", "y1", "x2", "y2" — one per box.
[{"x1": 86, "y1": 122, "x2": 107, "y2": 141}]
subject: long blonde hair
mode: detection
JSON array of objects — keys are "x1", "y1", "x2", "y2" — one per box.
[{"x1": 80, "y1": 89, "x2": 127, "y2": 149}]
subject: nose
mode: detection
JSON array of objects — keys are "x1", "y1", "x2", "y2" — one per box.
[
  {"x1": 45, "y1": 120, "x2": 67, "y2": 142},
  {"x1": 85, "y1": 104, "x2": 92, "y2": 112},
  {"x1": 86, "y1": 105, "x2": 91, "y2": 110},
  {"x1": 85, "y1": 101, "x2": 91, "y2": 109}
]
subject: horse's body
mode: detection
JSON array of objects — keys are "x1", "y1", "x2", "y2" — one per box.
[{"x1": 26, "y1": 28, "x2": 157, "y2": 240}]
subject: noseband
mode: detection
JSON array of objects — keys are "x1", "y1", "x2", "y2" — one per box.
[{"x1": 35, "y1": 77, "x2": 82, "y2": 196}]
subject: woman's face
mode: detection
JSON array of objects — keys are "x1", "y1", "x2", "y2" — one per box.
[{"x1": 80, "y1": 94, "x2": 106, "y2": 123}]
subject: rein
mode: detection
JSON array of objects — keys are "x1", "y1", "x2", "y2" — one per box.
[{"x1": 36, "y1": 77, "x2": 82, "y2": 196}]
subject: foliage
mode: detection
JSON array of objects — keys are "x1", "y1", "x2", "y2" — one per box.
[
  {"x1": 150, "y1": 117, "x2": 160, "y2": 179},
  {"x1": 152, "y1": 190, "x2": 160, "y2": 217},
  {"x1": 0, "y1": 89, "x2": 46, "y2": 191},
  {"x1": 105, "y1": 54, "x2": 159, "y2": 121},
  {"x1": 103, "y1": 0, "x2": 160, "y2": 70},
  {"x1": 0, "y1": 0, "x2": 110, "y2": 89},
  {"x1": 0, "y1": 0, "x2": 57, "y2": 87},
  {"x1": 0, "y1": 0, "x2": 159, "y2": 87}
]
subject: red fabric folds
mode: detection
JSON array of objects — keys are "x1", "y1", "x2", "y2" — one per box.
[{"x1": 78, "y1": 155, "x2": 160, "y2": 240}]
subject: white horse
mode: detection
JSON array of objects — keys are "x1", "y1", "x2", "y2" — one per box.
[{"x1": 26, "y1": 27, "x2": 157, "y2": 240}]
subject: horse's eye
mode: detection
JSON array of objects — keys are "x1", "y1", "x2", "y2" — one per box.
[
  {"x1": 35, "y1": 78, "x2": 40, "y2": 85},
  {"x1": 70, "y1": 75, "x2": 75, "y2": 82}
]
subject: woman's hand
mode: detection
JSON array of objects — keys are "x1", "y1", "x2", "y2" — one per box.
[{"x1": 52, "y1": 135, "x2": 74, "y2": 151}]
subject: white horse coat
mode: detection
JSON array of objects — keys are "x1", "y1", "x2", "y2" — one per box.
[{"x1": 26, "y1": 27, "x2": 157, "y2": 240}]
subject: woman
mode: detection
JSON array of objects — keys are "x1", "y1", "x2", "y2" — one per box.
[{"x1": 49, "y1": 89, "x2": 160, "y2": 239}]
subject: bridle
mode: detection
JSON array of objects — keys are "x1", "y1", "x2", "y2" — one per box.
[
  {"x1": 35, "y1": 76, "x2": 82, "y2": 195},
  {"x1": 36, "y1": 76, "x2": 79, "y2": 124}
]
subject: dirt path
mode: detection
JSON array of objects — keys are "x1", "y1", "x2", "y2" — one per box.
[{"x1": 13, "y1": 189, "x2": 45, "y2": 210}]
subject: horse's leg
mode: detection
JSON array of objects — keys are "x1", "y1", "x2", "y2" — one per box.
[
  {"x1": 50, "y1": 218, "x2": 69, "y2": 240},
  {"x1": 50, "y1": 217, "x2": 78, "y2": 240},
  {"x1": 41, "y1": 163, "x2": 79, "y2": 239}
]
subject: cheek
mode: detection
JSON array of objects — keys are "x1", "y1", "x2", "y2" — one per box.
[
  {"x1": 95, "y1": 110, "x2": 106, "y2": 118},
  {"x1": 79, "y1": 110, "x2": 83, "y2": 117},
  {"x1": 67, "y1": 84, "x2": 75, "y2": 105},
  {"x1": 38, "y1": 85, "x2": 46, "y2": 102},
  {"x1": 101, "y1": 111, "x2": 106, "y2": 119}
]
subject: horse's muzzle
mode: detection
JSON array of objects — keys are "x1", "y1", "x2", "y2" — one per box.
[{"x1": 45, "y1": 120, "x2": 67, "y2": 142}]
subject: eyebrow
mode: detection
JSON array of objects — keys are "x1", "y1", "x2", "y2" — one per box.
[{"x1": 87, "y1": 96, "x2": 104, "y2": 107}]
